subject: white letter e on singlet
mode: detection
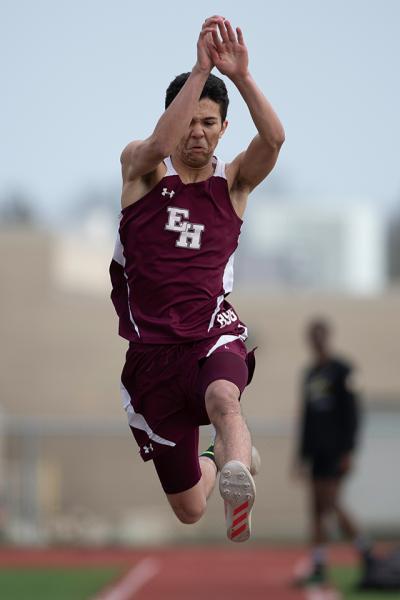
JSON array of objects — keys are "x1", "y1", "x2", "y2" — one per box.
[{"x1": 165, "y1": 207, "x2": 189, "y2": 232}]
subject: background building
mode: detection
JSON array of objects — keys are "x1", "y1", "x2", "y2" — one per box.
[{"x1": 1, "y1": 218, "x2": 399, "y2": 545}]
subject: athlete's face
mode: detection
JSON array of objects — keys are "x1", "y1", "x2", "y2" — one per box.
[
  {"x1": 176, "y1": 98, "x2": 227, "y2": 167},
  {"x1": 307, "y1": 323, "x2": 330, "y2": 356}
]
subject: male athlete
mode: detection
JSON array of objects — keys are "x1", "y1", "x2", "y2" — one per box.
[
  {"x1": 110, "y1": 16, "x2": 285, "y2": 541},
  {"x1": 294, "y1": 318, "x2": 373, "y2": 582}
]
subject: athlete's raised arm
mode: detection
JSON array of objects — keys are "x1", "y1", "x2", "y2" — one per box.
[
  {"x1": 120, "y1": 17, "x2": 220, "y2": 192},
  {"x1": 208, "y1": 20, "x2": 285, "y2": 196}
]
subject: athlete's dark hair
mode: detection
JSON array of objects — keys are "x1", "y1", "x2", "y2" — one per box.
[
  {"x1": 165, "y1": 72, "x2": 229, "y2": 122},
  {"x1": 307, "y1": 317, "x2": 331, "y2": 337}
]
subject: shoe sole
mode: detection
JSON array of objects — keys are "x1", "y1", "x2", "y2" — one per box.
[{"x1": 219, "y1": 460, "x2": 256, "y2": 542}]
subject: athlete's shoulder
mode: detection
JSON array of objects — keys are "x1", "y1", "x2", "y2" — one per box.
[
  {"x1": 120, "y1": 139, "x2": 167, "y2": 192},
  {"x1": 331, "y1": 356, "x2": 354, "y2": 378},
  {"x1": 120, "y1": 145, "x2": 170, "y2": 210}
]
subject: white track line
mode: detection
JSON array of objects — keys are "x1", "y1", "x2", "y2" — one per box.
[
  {"x1": 305, "y1": 586, "x2": 343, "y2": 600},
  {"x1": 93, "y1": 557, "x2": 160, "y2": 600}
]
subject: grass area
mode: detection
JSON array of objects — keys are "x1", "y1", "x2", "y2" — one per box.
[
  {"x1": 332, "y1": 566, "x2": 400, "y2": 599},
  {"x1": 0, "y1": 566, "x2": 122, "y2": 600}
]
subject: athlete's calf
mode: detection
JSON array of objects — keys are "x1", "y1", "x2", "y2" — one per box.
[{"x1": 205, "y1": 379, "x2": 252, "y2": 469}]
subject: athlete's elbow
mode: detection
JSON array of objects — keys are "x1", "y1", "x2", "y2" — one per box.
[
  {"x1": 269, "y1": 128, "x2": 285, "y2": 150},
  {"x1": 149, "y1": 135, "x2": 175, "y2": 161},
  {"x1": 259, "y1": 133, "x2": 285, "y2": 162},
  {"x1": 277, "y1": 129, "x2": 285, "y2": 147}
]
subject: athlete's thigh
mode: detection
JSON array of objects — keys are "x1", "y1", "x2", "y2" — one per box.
[
  {"x1": 153, "y1": 426, "x2": 201, "y2": 496},
  {"x1": 192, "y1": 338, "x2": 251, "y2": 424},
  {"x1": 121, "y1": 343, "x2": 191, "y2": 460}
]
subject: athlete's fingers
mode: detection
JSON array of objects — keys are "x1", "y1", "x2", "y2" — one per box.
[
  {"x1": 201, "y1": 19, "x2": 219, "y2": 30},
  {"x1": 207, "y1": 39, "x2": 220, "y2": 64},
  {"x1": 224, "y1": 20, "x2": 237, "y2": 43},
  {"x1": 204, "y1": 15, "x2": 225, "y2": 22},
  {"x1": 236, "y1": 26, "x2": 245, "y2": 46},
  {"x1": 206, "y1": 36, "x2": 218, "y2": 52},
  {"x1": 211, "y1": 29, "x2": 224, "y2": 52},
  {"x1": 200, "y1": 16, "x2": 222, "y2": 38},
  {"x1": 202, "y1": 16, "x2": 224, "y2": 30},
  {"x1": 199, "y1": 25, "x2": 218, "y2": 39},
  {"x1": 217, "y1": 19, "x2": 230, "y2": 44}
]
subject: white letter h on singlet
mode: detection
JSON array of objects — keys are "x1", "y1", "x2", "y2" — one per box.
[
  {"x1": 175, "y1": 222, "x2": 205, "y2": 249},
  {"x1": 165, "y1": 207, "x2": 205, "y2": 250}
]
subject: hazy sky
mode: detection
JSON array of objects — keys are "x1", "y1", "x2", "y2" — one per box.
[{"x1": 1, "y1": 0, "x2": 400, "y2": 221}]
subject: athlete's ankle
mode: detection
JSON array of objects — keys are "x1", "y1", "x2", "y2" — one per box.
[{"x1": 200, "y1": 443, "x2": 218, "y2": 468}]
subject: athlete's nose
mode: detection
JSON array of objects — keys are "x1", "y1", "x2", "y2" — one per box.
[{"x1": 191, "y1": 123, "x2": 205, "y2": 138}]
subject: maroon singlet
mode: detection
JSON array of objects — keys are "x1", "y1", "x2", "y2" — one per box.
[{"x1": 110, "y1": 156, "x2": 247, "y2": 344}]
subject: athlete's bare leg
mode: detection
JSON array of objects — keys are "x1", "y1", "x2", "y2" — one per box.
[
  {"x1": 312, "y1": 478, "x2": 358, "y2": 540},
  {"x1": 165, "y1": 379, "x2": 253, "y2": 532},
  {"x1": 166, "y1": 456, "x2": 217, "y2": 524},
  {"x1": 333, "y1": 480, "x2": 359, "y2": 539},
  {"x1": 205, "y1": 379, "x2": 255, "y2": 542},
  {"x1": 311, "y1": 479, "x2": 338, "y2": 545},
  {"x1": 205, "y1": 379, "x2": 252, "y2": 469}
]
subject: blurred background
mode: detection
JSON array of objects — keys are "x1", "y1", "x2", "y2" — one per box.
[{"x1": 1, "y1": 0, "x2": 400, "y2": 549}]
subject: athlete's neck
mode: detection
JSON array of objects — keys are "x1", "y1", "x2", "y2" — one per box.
[
  {"x1": 170, "y1": 154, "x2": 216, "y2": 184},
  {"x1": 314, "y1": 350, "x2": 331, "y2": 365}
]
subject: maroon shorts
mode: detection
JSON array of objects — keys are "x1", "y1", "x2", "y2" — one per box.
[{"x1": 120, "y1": 334, "x2": 256, "y2": 494}]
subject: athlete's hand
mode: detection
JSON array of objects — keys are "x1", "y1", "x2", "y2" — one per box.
[
  {"x1": 207, "y1": 19, "x2": 249, "y2": 81},
  {"x1": 195, "y1": 16, "x2": 224, "y2": 74}
]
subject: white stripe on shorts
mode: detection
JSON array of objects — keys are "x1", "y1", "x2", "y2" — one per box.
[
  {"x1": 205, "y1": 334, "x2": 242, "y2": 358},
  {"x1": 120, "y1": 382, "x2": 176, "y2": 447}
]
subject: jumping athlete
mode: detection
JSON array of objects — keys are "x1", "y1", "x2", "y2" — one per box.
[
  {"x1": 294, "y1": 318, "x2": 373, "y2": 582},
  {"x1": 110, "y1": 16, "x2": 284, "y2": 541}
]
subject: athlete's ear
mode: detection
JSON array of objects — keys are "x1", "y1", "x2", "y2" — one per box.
[{"x1": 219, "y1": 120, "x2": 228, "y2": 138}]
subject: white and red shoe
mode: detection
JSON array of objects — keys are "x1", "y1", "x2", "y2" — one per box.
[{"x1": 219, "y1": 460, "x2": 256, "y2": 542}]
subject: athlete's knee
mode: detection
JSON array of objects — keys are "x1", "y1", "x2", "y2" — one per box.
[
  {"x1": 205, "y1": 380, "x2": 240, "y2": 424},
  {"x1": 172, "y1": 502, "x2": 206, "y2": 525}
]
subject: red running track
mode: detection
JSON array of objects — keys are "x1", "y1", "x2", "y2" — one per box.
[{"x1": 0, "y1": 546, "x2": 355, "y2": 600}]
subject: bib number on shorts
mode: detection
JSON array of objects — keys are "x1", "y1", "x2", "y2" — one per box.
[{"x1": 216, "y1": 308, "x2": 238, "y2": 328}]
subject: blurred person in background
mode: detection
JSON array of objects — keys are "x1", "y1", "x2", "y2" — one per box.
[
  {"x1": 109, "y1": 15, "x2": 284, "y2": 542},
  {"x1": 293, "y1": 317, "x2": 373, "y2": 585}
]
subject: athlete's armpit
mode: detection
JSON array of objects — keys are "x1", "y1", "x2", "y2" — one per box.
[{"x1": 121, "y1": 156, "x2": 167, "y2": 210}]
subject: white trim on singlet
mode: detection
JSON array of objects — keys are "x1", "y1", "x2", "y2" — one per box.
[
  {"x1": 120, "y1": 382, "x2": 176, "y2": 447},
  {"x1": 113, "y1": 234, "x2": 125, "y2": 266},
  {"x1": 207, "y1": 251, "x2": 236, "y2": 331},
  {"x1": 222, "y1": 252, "x2": 235, "y2": 293},
  {"x1": 163, "y1": 156, "x2": 226, "y2": 179},
  {"x1": 124, "y1": 274, "x2": 141, "y2": 338},
  {"x1": 164, "y1": 156, "x2": 178, "y2": 177},
  {"x1": 207, "y1": 294, "x2": 224, "y2": 332},
  {"x1": 113, "y1": 229, "x2": 141, "y2": 338},
  {"x1": 213, "y1": 156, "x2": 227, "y2": 179}
]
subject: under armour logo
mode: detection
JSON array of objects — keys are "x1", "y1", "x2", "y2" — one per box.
[
  {"x1": 165, "y1": 206, "x2": 205, "y2": 250},
  {"x1": 162, "y1": 188, "x2": 175, "y2": 199},
  {"x1": 143, "y1": 443, "x2": 154, "y2": 454}
]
